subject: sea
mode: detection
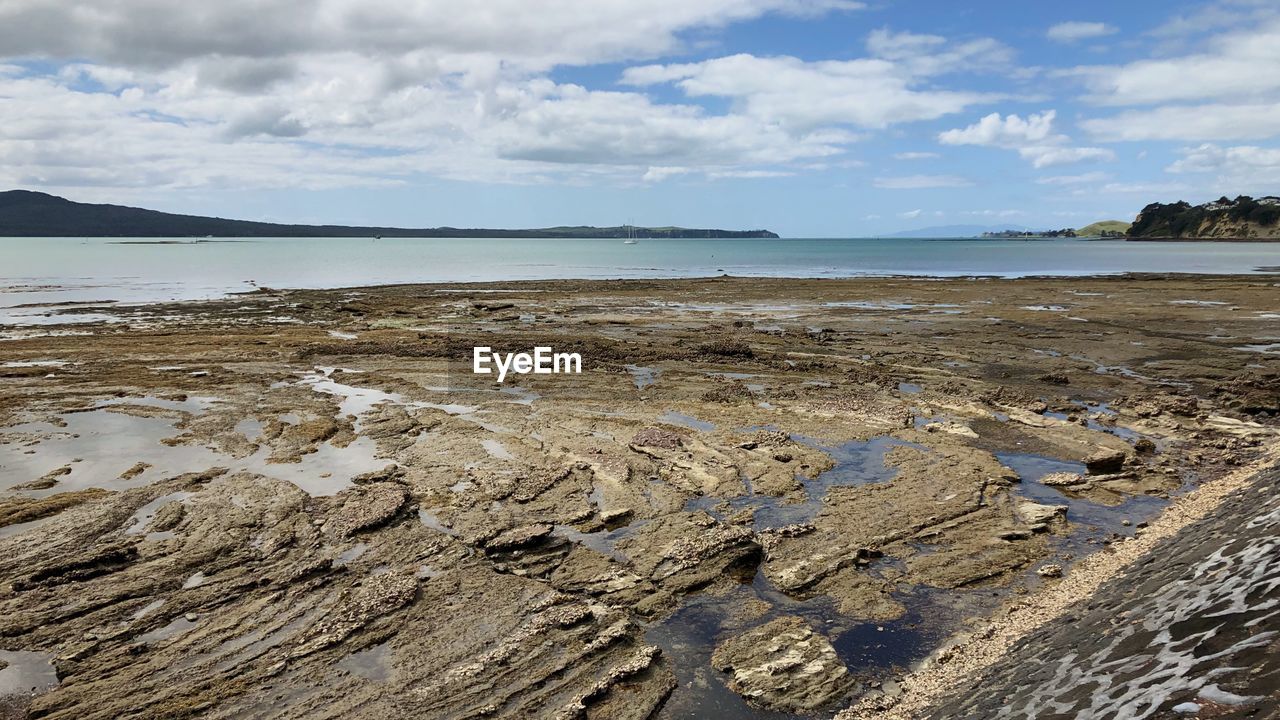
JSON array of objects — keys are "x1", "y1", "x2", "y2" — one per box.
[{"x1": 3, "y1": 236, "x2": 1280, "y2": 324}]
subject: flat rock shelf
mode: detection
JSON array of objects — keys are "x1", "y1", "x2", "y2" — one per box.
[{"x1": 0, "y1": 274, "x2": 1276, "y2": 719}]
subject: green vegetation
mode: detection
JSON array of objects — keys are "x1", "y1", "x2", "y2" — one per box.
[
  {"x1": 980, "y1": 228, "x2": 1076, "y2": 238},
  {"x1": 0, "y1": 191, "x2": 779, "y2": 239},
  {"x1": 1077, "y1": 220, "x2": 1130, "y2": 237}
]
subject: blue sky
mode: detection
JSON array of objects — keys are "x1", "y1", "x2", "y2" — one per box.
[{"x1": 1, "y1": 0, "x2": 1278, "y2": 235}]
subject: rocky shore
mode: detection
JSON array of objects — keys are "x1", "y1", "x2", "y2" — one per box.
[{"x1": 1, "y1": 274, "x2": 1276, "y2": 719}]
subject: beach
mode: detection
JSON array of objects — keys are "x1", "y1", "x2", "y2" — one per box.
[{"x1": 1, "y1": 273, "x2": 1278, "y2": 719}]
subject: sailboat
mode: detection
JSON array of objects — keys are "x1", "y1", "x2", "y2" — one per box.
[{"x1": 623, "y1": 223, "x2": 637, "y2": 244}]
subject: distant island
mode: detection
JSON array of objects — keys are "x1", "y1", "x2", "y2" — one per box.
[
  {"x1": 1128, "y1": 195, "x2": 1280, "y2": 241},
  {"x1": 0, "y1": 190, "x2": 779, "y2": 239},
  {"x1": 980, "y1": 228, "x2": 1077, "y2": 239}
]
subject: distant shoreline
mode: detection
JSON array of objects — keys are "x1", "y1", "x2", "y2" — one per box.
[{"x1": 0, "y1": 190, "x2": 778, "y2": 239}]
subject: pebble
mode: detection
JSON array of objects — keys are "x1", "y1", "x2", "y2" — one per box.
[
  {"x1": 1036, "y1": 564, "x2": 1063, "y2": 579},
  {"x1": 1171, "y1": 701, "x2": 1201, "y2": 714}
]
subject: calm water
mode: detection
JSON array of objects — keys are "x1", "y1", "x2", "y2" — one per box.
[{"x1": 3, "y1": 236, "x2": 1279, "y2": 323}]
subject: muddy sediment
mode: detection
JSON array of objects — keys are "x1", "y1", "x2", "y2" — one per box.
[{"x1": 0, "y1": 274, "x2": 1277, "y2": 718}]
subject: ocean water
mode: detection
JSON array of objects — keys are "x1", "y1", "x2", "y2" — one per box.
[{"x1": 2, "y1": 236, "x2": 1279, "y2": 324}]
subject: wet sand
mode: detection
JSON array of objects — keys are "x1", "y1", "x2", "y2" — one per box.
[{"x1": 1, "y1": 274, "x2": 1277, "y2": 719}]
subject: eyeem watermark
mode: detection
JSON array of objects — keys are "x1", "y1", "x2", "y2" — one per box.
[{"x1": 473, "y1": 346, "x2": 582, "y2": 383}]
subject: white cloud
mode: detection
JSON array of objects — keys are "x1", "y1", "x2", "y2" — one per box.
[
  {"x1": 1019, "y1": 146, "x2": 1115, "y2": 167},
  {"x1": 1165, "y1": 143, "x2": 1280, "y2": 188},
  {"x1": 893, "y1": 151, "x2": 941, "y2": 160},
  {"x1": 1081, "y1": 102, "x2": 1280, "y2": 141},
  {"x1": 939, "y1": 110, "x2": 1056, "y2": 146},
  {"x1": 1069, "y1": 17, "x2": 1280, "y2": 106},
  {"x1": 874, "y1": 175, "x2": 972, "y2": 189},
  {"x1": 490, "y1": 84, "x2": 848, "y2": 167},
  {"x1": 1071, "y1": 14, "x2": 1280, "y2": 144},
  {"x1": 1146, "y1": 0, "x2": 1278, "y2": 39},
  {"x1": 622, "y1": 28, "x2": 1009, "y2": 135},
  {"x1": 939, "y1": 110, "x2": 1115, "y2": 168},
  {"x1": 962, "y1": 209, "x2": 1024, "y2": 217},
  {"x1": 707, "y1": 169, "x2": 795, "y2": 178},
  {"x1": 1047, "y1": 22, "x2": 1117, "y2": 43},
  {"x1": 1036, "y1": 171, "x2": 1110, "y2": 185},
  {"x1": 1167, "y1": 143, "x2": 1280, "y2": 173},
  {"x1": 1095, "y1": 182, "x2": 1193, "y2": 195},
  {"x1": 622, "y1": 46, "x2": 1001, "y2": 131},
  {"x1": 0, "y1": 0, "x2": 865, "y2": 73},
  {"x1": 641, "y1": 166, "x2": 693, "y2": 182},
  {"x1": 863, "y1": 29, "x2": 1014, "y2": 76},
  {"x1": 0, "y1": 68, "x2": 857, "y2": 192},
  {"x1": 0, "y1": 6, "x2": 1022, "y2": 193}
]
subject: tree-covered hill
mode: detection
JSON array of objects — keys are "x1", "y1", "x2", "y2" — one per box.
[{"x1": 1128, "y1": 196, "x2": 1280, "y2": 240}]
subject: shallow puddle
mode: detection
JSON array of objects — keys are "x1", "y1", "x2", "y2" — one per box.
[
  {"x1": 0, "y1": 394, "x2": 387, "y2": 497},
  {"x1": 659, "y1": 411, "x2": 716, "y2": 432},
  {"x1": 418, "y1": 508, "x2": 461, "y2": 537},
  {"x1": 335, "y1": 543, "x2": 368, "y2": 567},
  {"x1": 1043, "y1": 402, "x2": 1141, "y2": 442},
  {"x1": 822, "y1": 301, "x2": 916, "y2": 310},
  {"x1": 336, "y1": 641, "x2": 393, "y2": 682},
  {"x1": 1235, "y1": 342, "x2": 1280, "y2": 354},
  {"x1": 1, "y1": 360, "x2": 68, "y2": 368},
  {"x1": 125, "y1": 491, "x2": 193, "y2": 535},
  {"x1": 625, "y1": 365, "x2": 660, "y2": 389},
  {"x1": 0, "y1": 649, "x2": 59, "y2": 696},
  {"x1": 300, "y1": 368, "x2": 405, "y2": 431},
  {"x1": 242, "y1": 436, "x2": 384, "y2": 496},
  {"x1": 706, "y1": 371, "x2": 756, "y2": 380},
  {"x1": 0, "y1": 409, "x2": 227, "y2": 495},
  {"x1": 422, "y1": 402, "x2": 482, "y2": 416},
  {"x1": 480, "y1": 439, "x2": 515, "y2": 460},
  {"x1": 136, "y1": 616, "x2": 198, "y2": 644},
  {"x1": 687, "y1": 436, "x2": 915, "y2": 531},
  {"x1": 646, "y1": 554, "x2": 949, "y2": 719},
  {"x1": 997, "y1": 452, "x2": 1171, "y2": 548},
  {"x1": 498, "y1": 386, "x2": 540, "y2": 405},
  {"x1": 131, "y1": 599, "x2": 166, "y2": 621},
  {"x1": 0, "y1": 515, "x2": 55, "y2": 540},
  {"x1": 551, "y1": 524, "x2": 638, "y2": 563}
]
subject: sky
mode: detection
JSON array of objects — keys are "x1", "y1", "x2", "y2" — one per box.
[{"x1": 1, "y1": 0, "x2": 1279, "y2": 236}]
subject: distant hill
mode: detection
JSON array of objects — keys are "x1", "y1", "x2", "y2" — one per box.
[
  {"x1": 1128, "y1": 196, "x2": 1280, "y2": 240},
  {"x1": 887, "y1": 224, "x2": 1041, "y2": 238},
  {"x1": 0, "y1": 190, "x2": 778, "y2": 239},
  {"x1": 1078, "y1": 220, "x2": 1130, "y2": 237}
]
